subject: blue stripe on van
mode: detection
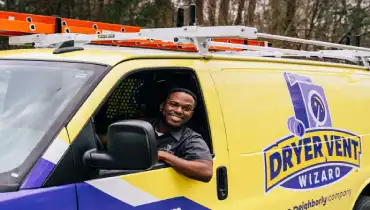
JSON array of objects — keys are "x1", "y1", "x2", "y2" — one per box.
[
  {"x1": 20, "y1": 158, "x2": 55, "y2": 189},
  {"x1": 76, "y1": 182, "x2": 210, "y2": 210},
  {"x1": 1, "y1": 182, "x2": 209, "y2": 210},
  {"x1": 0, "y1": 184, "x2": 77, "y2": 210}
]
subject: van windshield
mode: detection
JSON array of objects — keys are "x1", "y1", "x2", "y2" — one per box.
[{"x1": 0, "y1": 60, "x2": 105, "y2": 182}]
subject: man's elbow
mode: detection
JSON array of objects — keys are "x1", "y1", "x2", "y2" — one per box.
[
  {"x1": 203, "y1": 172, "x2": 213, "y2": 183},
  {"x1": 200, "y1": 167, "x2": 213, "y2": 183}
]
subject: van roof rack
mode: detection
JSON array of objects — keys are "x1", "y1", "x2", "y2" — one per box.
[
  {"x1": 0, "y1": 11, "x2": 369, "y2": 69},
  {"x1": 0, "y1": 11, "x2": 268, "y2": 52}
]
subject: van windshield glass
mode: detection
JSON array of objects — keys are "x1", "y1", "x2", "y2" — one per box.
[{"x1": 0, "y1": 61, "x2": 96, "y2": 174}]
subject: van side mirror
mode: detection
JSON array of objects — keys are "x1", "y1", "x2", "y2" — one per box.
[{"x1": 83, "y1": 120, "x2": 158, "y2": 170}]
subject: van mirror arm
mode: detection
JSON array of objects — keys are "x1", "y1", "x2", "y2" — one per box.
[{"x1": 83, "y1": 149, "x2": 120, "y2": 170}]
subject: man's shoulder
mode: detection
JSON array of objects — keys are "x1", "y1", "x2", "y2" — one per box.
[
  {"x1": 183, "y1": 126, "x2": 200, "y2": 135},
  {"x1": 177, "y1": 125, "x2": 213, "y2": 161},
  {"x1": 180, "y1": 126, "x2": 203, "y2": 141}
]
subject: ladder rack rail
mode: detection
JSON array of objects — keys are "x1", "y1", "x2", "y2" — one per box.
[
  {"x1": 211, "y1": 41, "x2": 363, "y2": 62},
  {"x1": 8, "y1": 25, "x2": 370, "y2": 53},
  {"x1": 257, "y1": 33, "x2": 370, "y2": 53}
]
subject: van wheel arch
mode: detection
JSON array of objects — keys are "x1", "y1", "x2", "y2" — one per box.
[
  {"x1": 352, "y1": 184, "x2": 370, "y2": 210},
  {"x1": 354, "y1": 195, "x2": 370, "y2": 210}
]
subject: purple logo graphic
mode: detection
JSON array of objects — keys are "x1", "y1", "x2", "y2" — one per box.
[
  {"x1": 263, "y1": 72, "x2": 362, "y2": 193},
  {"x1": 284, "y1": 72, "x2": 332, "y2": 136}
]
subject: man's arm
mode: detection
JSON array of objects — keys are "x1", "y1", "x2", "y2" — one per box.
[
  {"x1": 159, "y1": 131, "x2": 214, "y2": 183},
  {"x1": 158, "y1": 151, "x2": 213, "y2": 183}
]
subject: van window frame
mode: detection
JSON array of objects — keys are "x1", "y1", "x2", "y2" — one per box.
[
  {"x1": 92, "y1": 67, "x2": 214, "y2": 154},
  {"x1": 62, "y1": 66, "x2": 214, "y2": 181}
]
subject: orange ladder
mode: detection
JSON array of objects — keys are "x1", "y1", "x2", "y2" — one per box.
[{"x1": 0, "y1": 11, "x2": 268, "y2": 52}]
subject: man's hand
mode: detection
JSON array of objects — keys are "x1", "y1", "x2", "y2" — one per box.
[{"x1": 158, "y1": 151, "x2": 213, "y2": 183}]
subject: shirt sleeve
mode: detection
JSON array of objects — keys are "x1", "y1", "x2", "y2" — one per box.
[{"x1": 179, "y1": 131, "x2": 213, "y2": 161}]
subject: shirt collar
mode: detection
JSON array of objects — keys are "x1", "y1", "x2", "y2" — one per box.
[
  {"x1": 169, "y1": 127, "x2": 183, "y2": 141},
  {"x1": 151, "y1": 119, "x2": 183, "y2": 141}
]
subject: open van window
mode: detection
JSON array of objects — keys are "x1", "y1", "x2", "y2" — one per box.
[
  {"x1": 85, "y1": 68, "x2": 214, "y2": 178},
  {"x1": 0, "y1": 60, "x2": 107, "y2": 190},
  {"x1": 94, "y1": 69, "x2": 213, "y2": 155}
]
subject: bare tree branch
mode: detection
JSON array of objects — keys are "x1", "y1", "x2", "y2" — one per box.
[
  {"x1": 196, "y1": 0, "x2": 204, "y2": 25},
  {"x1": 234, "y1": 0, "x2": 245, "y2": 25},
  {"x1": 218, "y1": 0, "x2": 230, "y2": 25},
  {"x1": 246, "y1": 0, "x2": 256, "y2": 26},
  {"x1": 207, "y1": 0, "x2": 217, "y2": 26}
]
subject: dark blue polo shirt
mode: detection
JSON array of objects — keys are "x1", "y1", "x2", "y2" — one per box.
[{"x1": 150, "y1": 120, "x2": 212, "y2": 161}]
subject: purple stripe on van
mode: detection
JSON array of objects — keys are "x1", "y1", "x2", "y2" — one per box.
[
  {"x1": 20, "y1": 158, "x2": 55, "y2": 189},
  {"x1": 0, "y1": 184, "x2": 77, "y2": 210}
]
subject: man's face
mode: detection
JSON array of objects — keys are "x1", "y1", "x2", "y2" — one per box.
[{"x1": 161, "y1": 92, "x2": 195, "y2": 127}]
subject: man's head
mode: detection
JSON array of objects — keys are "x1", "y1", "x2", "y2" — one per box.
[{"x1": 160, "y1": 88, "x2": 197, "y2": 127}]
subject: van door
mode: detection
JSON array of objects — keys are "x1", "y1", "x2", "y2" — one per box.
[
  {"x1": 65, "y1": 59, "x2": 231, "y2": 210},
  {"x1": 210, "y1": 59, "x2": 364, "y2": 210}
]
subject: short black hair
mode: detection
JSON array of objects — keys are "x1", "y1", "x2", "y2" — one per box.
[{"x1": 165, "y1": 88, "x2": 198, "y2": 108}]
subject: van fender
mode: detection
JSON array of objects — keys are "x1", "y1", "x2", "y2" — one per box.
[{"x1": 350, "y1": 178, "x2": 370, "y2": 209}]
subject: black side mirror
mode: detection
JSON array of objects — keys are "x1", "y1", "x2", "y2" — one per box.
[{"x1": 83, "y1": 120, "x2": 157, "y2": 170}]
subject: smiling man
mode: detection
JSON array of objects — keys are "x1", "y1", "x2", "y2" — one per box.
[{"x1": 151, "y1": 88, "x2": 213, "y2": 183}]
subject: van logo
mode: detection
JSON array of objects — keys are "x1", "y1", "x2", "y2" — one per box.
[{"x1": 263, "y1": 72, "x2": 362, "y2": 193}]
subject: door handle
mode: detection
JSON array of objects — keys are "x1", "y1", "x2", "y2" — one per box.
[{"x1": 216, "y1": 166, "x2": 228, "y2": 200}]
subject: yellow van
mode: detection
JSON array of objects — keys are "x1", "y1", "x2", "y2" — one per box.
[{"x1": 1, "y1": 11, "x2": 370, "y2": 210}]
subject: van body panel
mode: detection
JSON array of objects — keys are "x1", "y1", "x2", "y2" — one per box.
[
  {"x1": 210, "y1": 59, "x2": 370, "y2": 209},
  {"x1": 0, "y1": 52, "x2": 369, "y2": 209}
]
